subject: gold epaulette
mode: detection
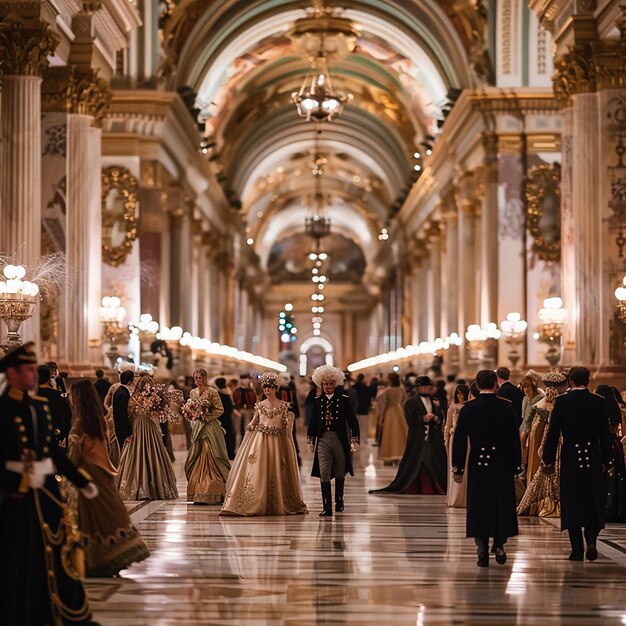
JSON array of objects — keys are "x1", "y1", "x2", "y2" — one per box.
[{"x1": 31, "y1": 394, "x2": 49, "y2": 403}]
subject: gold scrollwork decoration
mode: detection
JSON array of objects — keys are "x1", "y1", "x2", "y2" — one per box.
[
  {"x1": 525, "y1": 162, "x2": 561, "y2": 262},
  {"x1": 101, "y1": 166, "x2": 138, "y2": 267}
]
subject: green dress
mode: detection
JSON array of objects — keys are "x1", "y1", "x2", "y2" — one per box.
[{"x1": 184, "y1": 387, "x2": 231, "y2": 503}]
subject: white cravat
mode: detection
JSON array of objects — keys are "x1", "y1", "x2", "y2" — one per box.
[{"x1": 421, "y1": 395, "x2": 432, "y2": 413}]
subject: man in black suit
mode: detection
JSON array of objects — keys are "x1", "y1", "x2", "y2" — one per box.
[
  {"x1": 46, "y1": 360, "x2": 67, "y2": 395},
  {"x1": 37, "y1": 364, "x2": 72, "y2": 447},
  {"x1": 453, "y1": 369, "x2": 521, "y2": 567},
  {"x1": 93, "y1": 368, "x2": 111, "y2": 405},
  {"x1": 542, "y1": 366, "x2": 612, "y2": 561},
  {"x1": 216, "y1": 377, "x2": 236, "y2": 460},
  {"x1": 496, "y1": 366, "x2": 524, "y2": 428},
  {"x1": 307, "y1": 365, "x2": 360, "y2": 516},
  {"x1": 113, "y1": 369, "x2": 134, "y2": 449}
]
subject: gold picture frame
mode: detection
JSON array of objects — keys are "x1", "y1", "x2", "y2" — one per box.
[
  {"x1": 102, "y1": 166, "x2": 138, "y2": 267},
  {"x1": 526, "y1": 162, "x2": 561, "y2": 262}
]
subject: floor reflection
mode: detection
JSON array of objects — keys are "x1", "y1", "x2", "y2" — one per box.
[{"x1": 88, "y1": 443, "x2": 626, "y2": 625}]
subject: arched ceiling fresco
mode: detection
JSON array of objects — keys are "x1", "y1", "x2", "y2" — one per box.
[{"x1": 159, "y1": 0, "x2": 489, "y2": 285}]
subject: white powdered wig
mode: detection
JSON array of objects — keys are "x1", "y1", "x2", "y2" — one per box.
[
  {"x1": 117, "y1": 362, "x2": 137, "y2": 373},
  {"x1": 312, "y1": 365, "x2": 344, "y2": 387}
]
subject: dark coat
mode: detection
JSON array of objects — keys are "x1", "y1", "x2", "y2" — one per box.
[
  {"x1": 94, "y1": 377, "x2": 112, "y2": 404},
  {"x1": 371, "y1": 394, "x2": 447, "y2": 493},
  {"x1": 36, "y1": 384, "x2": 72, "y2": 445},
  {"x1": 452, "y1": 394, "x2": 521, "y2": 540},
  {"x1": 218, "y1": 390, "x2": 236, "y2": 460},
  {"x1": 113, "y1": 384, "x2": 133, "y2": 447},
  {"x1": 308, "y1": 389, "x2": 360, "y2": 479},
  {"x1": 0, "y1": 387, "x2": 91, "y2": 625},
  {"x1": 497, "y1": 381, "x2": 524, "y2": 428},
  {"x1": 542, "y1": 389, "x2": 612, "y2": 530},
  {"x1": 353, "y1": 381, "x2": 371, "y2": 415}
]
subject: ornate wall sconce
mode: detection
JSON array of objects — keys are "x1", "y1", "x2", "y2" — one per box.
[
  {"x1": 0, "y1": 264, "x2": 40, "y2": 353},
  {"x1": 533, "y1": 297, "x2": 566, "y2": 367},
  {"x1": 465, "y1": 323, "x2": 501, "y2": 364},
  {"x1": 99, "y1": 296, "x2": 127, "y2": 367},
  {"x1": 499, "y1": 312, "x2": 527, "y2": 369},
  {"x1": 616, "y1": 276, "x2": 626, "y2": 323}
]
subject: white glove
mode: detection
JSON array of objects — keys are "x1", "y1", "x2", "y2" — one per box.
[
  {"x1": 80, "y1": 483, "x2": 99, "y2": 499},
  {"x1": 350, "y1": 440, "x2": 360, "y2": 452},
  {"x1": 29, "y1": 471, "x2": 45, "y2": 489}
]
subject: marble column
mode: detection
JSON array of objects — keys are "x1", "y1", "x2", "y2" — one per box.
[
  {"x1": 427, "y1": 224, "x2": 442, "y2": 340},
  {"x1": 168, "y1": 212, "x2": 183, "y2": 327},
  {"x1": 560, "y1": 106, "x2": 576, "y2": 365},
  {"x1": 444, "y1": 210, "x2": 459, "y2": 335},
  {"x1": 479, "y1": 141, "x2": 499, "y2": 327},
  {"x1": 64, "y1": 113, "x2": 102, "y2": 365},
  {"x1": 572, "y1": 93, "x2": 601, "y2": 364},
  {"x1": 0, "y1": 17, "x2": 56, "y2": 285}
]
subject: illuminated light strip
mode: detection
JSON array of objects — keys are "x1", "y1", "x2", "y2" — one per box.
[{"x1": 346, "y1": 334, "x2": 462, "y2": 373}]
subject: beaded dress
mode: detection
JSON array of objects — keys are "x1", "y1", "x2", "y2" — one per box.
[{"x1": 220, "y1": 401, "x2": 308, "y2": 516}]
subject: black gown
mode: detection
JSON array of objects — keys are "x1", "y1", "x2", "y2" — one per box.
[
  {"x1": 370, "y1": 395, "x2": 447, "y2": 494},
  {"x1": 0, "y1": 387, "x2": 93, "y2": 626}
]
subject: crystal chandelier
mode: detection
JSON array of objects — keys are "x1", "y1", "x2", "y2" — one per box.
[{"x1": 292, "y1": 49, "x2": 350, "y2": 122}]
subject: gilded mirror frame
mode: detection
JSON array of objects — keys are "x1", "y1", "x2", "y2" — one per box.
[
  {"x1": 101, "y1": 165, "x2": 138, "y2": 267},
  {"x1": 525, "y1": 162, "x2": 561, "y2": 262}
]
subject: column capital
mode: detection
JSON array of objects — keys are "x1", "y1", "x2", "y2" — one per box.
[
  {"x1": 42, "y1": 66, "x2": 111, "y2": 123},
  {"x1": 0, "y1": 9, "x2": 58, "y2": 77}
]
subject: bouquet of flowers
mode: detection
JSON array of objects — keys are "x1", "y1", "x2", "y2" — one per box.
[
  {"x1": 140, "y1": 382, "x2": 184, "y2": 423},
  {"x1": 181, "y1": 396, "x2": 215, "y2": 422}
]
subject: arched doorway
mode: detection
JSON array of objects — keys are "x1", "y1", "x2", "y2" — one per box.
[{"x1": 299, "y1": 336, "x2": 334, "y2": 377}]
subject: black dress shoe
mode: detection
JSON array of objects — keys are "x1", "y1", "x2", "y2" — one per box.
[
  {"x1": 586, "y1": 545, "x2": 598, "y2": 561},
  {"x1": 568, "y1": 552, "x2": 584, "y2": 561},
  {"x1": 477, "y1": 552, "x2": 489, "y2": 567},
  {"x1": 335, "y1": 500, "x2": 344, "y2": 513},
  {"x1": 319, "y1": 508, "x2": 333, "y2": 517},
  {"x1": 494, "y1": 547, "x2": 507, "y2": 565}
]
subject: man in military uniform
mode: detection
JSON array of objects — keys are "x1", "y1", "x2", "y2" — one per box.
[
  {"x1": 0, "y1": 343, "x2": 100, "y2": 625},
  {"x1": 307, "y1": 365, "x2": 360, "y2": 516}
]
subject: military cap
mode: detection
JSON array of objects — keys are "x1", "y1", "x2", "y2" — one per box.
[{"x1": 0, "y1": 342, "x2": 37, "y2": 372}]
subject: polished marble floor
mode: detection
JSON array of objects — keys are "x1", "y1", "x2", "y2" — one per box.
[{"x1": 88, "y1": 439, "x2": 626, "y2": 625}]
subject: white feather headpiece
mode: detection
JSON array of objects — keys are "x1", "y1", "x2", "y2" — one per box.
[{"x1": 312, "y1": 365, "x2": 344, "y2": 387}]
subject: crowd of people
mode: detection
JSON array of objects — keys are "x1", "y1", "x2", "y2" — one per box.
[{"x1": 2, "y1": 340, "x2": 626, "y2": 624}]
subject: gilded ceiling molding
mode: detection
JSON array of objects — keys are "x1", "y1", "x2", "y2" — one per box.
[
  {"x1": 0, "y1": 9, "x2": 58, "y2": 77},
  {"x1": 42, "y1": 66, "x2": 112, "y2": 123},
  {"x1": 552, "y1": 8, "x2": 626, "y2": 107}
]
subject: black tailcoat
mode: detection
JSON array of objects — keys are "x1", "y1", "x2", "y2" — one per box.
[
  {"x1": 0, "y1": 387, "x2": 92, "y2": 625},
  {"x1": 497, "y1": 381, "x2": 524, "y2": 428},
  {"x1": 372, "y1": 394, "x2": 447, "y2": 493},
  {"x1": 542, "y1": 389, "x2": 612, "y2": 530},
  {"x1": 37, "y1": 384, "x2": 73, "y2": 445},
  {"x1": 452, "y1": 394, "x2": 521, "y2": 540},
  {"x1": 308, "y1": 389, "x2": 360, "y2": 479},
  {"x1": 112, "y1": 384, "x2": 132, "y2": 447}
]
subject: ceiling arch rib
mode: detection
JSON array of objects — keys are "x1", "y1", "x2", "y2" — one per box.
[
  {"x1": 226, "y1": 105, "x2": 410, "y2": 198},
  {"x1": 255, "y1": 200, "x2": 374, "y2": 269},
  {"x1": 245, "y1": 175, "x2": 389, "y2": 233}
]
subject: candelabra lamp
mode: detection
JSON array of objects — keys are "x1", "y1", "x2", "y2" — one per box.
[
  {"x1": 99, "y1": 296, "x2": 127, "y2": 368},
  {"x1": 0, "y1": 264, "x2": 40, "y2": 353},
  {"x1": 533, "y1": 297, "x2": 566, "y2": 368},
  {"x1": 465, "y1": 323, "x2": 501, "y2": 365},
  {"x1": 129, "y1": 313, "x2": 160, "y2": 363},
  {"x1": 616, "y1": 276, "x2": 626, "y2": 323},
  {"x1": 499, "y1": 312, "x2": 527, "y2": 370}
]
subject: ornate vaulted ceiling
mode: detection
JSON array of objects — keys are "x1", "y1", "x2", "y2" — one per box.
[{"x1": 159, "y1": 0, "x2": 489, "y2": 287}]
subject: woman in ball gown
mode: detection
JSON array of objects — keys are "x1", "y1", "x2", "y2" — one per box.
[
  {"x1": 221, "y1": 372, "x2": 308, "y2": 516},
  {"x1": 184, "y1": 368, "x2": 231, "y2": 504},
  {"x1": 68, "y1": 379, "x2": 149, "y2": 576},
  {"x1": 377, "y1": 372, "x2": 407, "y2": 464},
  {"x1": 519, "y1": 371, "x2": 544, "y2": 466},
  {"x1": 517, "y1": 372, "x2": 568, "y2": 517},
  {"x1": 445, "y1": 384, "x2": 470, "y2": 507},
  {"x1": 117, "y1": 375, "x2": 179, "y2": 500}
]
